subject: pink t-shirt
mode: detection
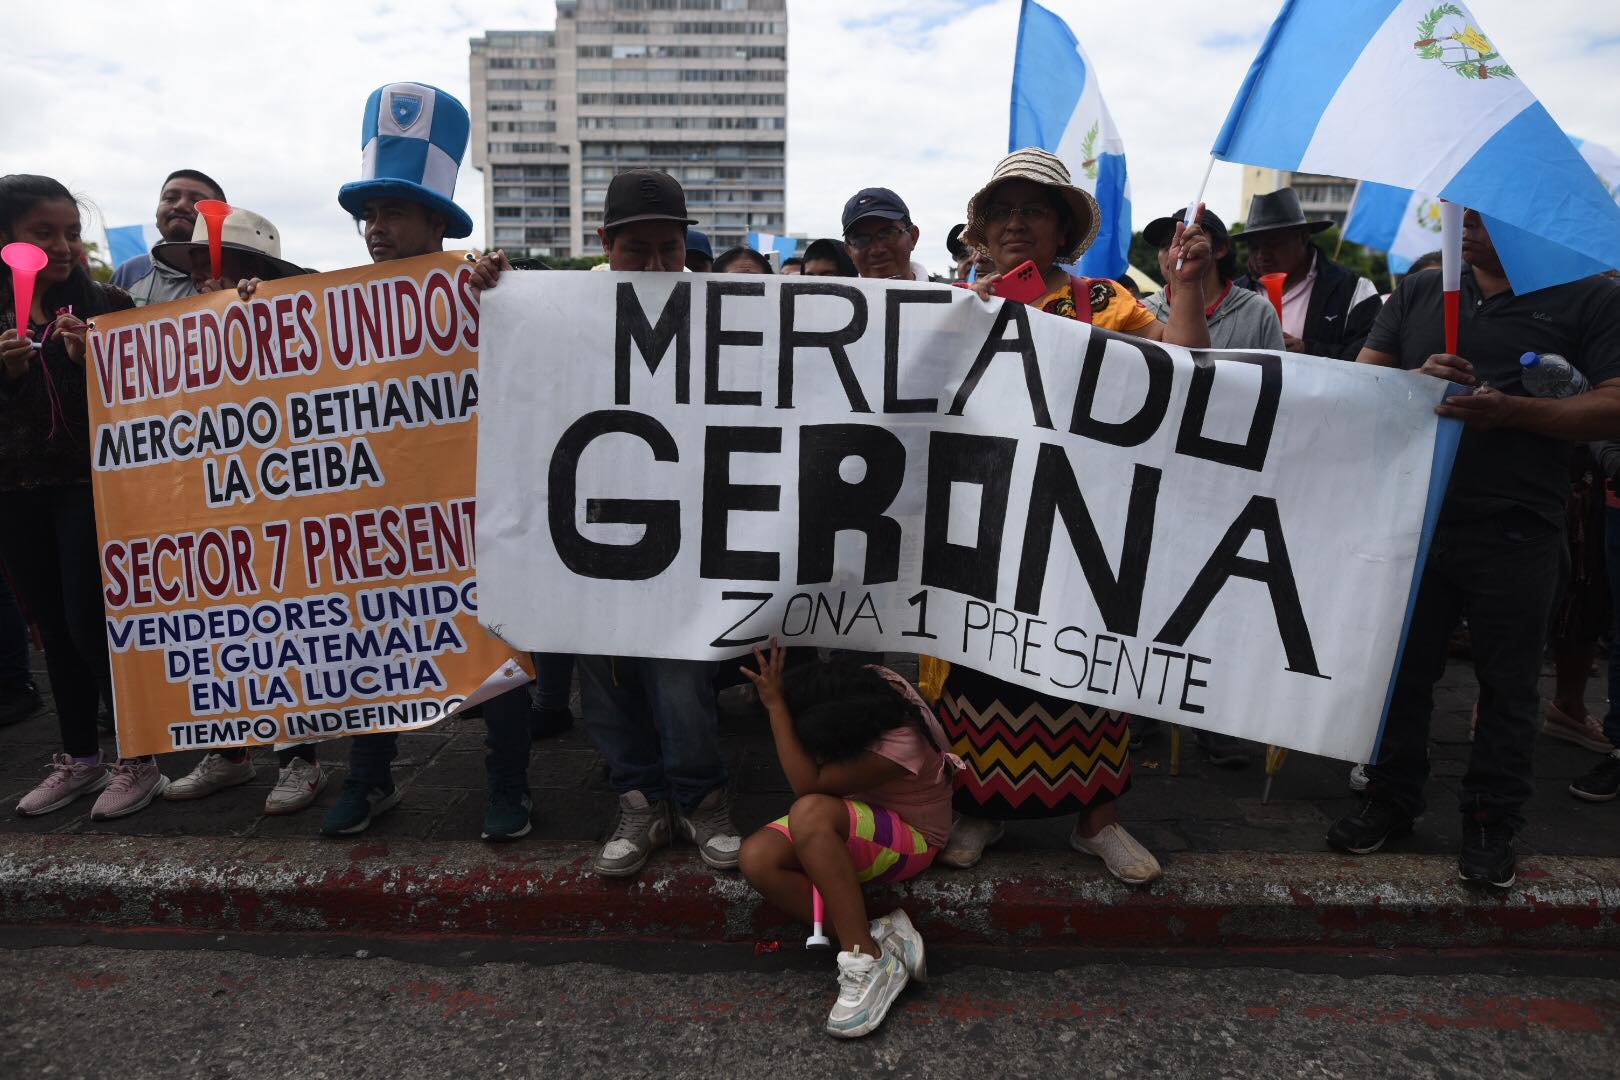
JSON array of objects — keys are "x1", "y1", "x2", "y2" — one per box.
[{"x1": 852, "y1": 668, "x2": 955, "y2": 848}]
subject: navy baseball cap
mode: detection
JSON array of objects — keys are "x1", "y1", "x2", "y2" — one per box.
[
  {"x1": 842, "y1": 187, "x2": 911, "y2": 232},
  {"x1": 686, "y1": 228, "x2": 713, "y2": 259}
]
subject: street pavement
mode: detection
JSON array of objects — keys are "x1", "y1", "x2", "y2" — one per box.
[
  {"x1": 2, "y1": 655, "x2": 1616, "y2": 860},
  {"x1": 1, "y1": 943, "x2": 1615, "y2": 1078}
]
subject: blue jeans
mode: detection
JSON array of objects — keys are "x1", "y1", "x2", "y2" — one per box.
[
  {"x1": 533, "y1": 652, "x2": 575, "y2": 712},
  {"x1": 578, "y1": 655, "x2": 725, "y2": 813},
  {"x1": 1604, "y1": 504, "x2": 1620, "y2": 747},
  {"x1": 348, "y1": 733, "x2": 398, "y2": 788},
  {"x1": 0, "y1": 570, "x2": 30, "y2": 684},
  {"x1": 483, "y1": 684, "x2": 534, "y2": 788}
]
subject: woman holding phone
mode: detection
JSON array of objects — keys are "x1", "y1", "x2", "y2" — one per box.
[
  {"x1": 0, "y1": 174, "x2": 168, "y2": 820},
  {"x1": 925, "y1": 148, "x2": 1212, "y2": 883},
  {"x1": 962, "y1": 148, "x2": 1212, "y2": 343}
]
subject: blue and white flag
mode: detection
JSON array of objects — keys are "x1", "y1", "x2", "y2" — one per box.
[
  {"x1": 1343, "y1": 182, "x2": 1444, "y2": 275},
  {"x1": 1573, "y1": 137, "x2": 1620, "y2": 207},
  {"x1": 1346, "y1": 134, "x2": 1620, "y2": 275},
  {"x1": 747, "y1": 232, "x2": 798, "y2": 261},
  {"x1": 1213, "y1": 0, "x2": 1620, "y2": 294},
  {"x1": 1008, "y1": 0, "x2": 1130, "y2": 281},
  {"x1": 105, "y1": 223, "x2": 160, "y2": 269}
]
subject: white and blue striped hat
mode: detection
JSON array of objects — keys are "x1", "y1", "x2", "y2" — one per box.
[{"x1": 338, "y1": 82, "x2": 473, "y2": 239}]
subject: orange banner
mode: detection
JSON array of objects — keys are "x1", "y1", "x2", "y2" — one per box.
[{"x1": 86, "y1": 252, "x2": 530, "y2": 757}]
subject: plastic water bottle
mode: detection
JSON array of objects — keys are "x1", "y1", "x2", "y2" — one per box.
[{"x1": 1519, "y1": 352, "x2": 1588, "y2": 398}]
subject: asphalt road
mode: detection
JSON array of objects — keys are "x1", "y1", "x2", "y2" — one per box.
[{"x1": 3, "y1": 941, "x2": 1616, "y2": 1079}]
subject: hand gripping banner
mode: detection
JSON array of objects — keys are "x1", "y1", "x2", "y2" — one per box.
[{"x1": 476, "y1": 272, "x2": 1457, "y2": 764}]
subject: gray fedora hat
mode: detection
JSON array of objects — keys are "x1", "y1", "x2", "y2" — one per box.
[{"x1": 1233, "y1": 187, "x2": 1334, "y2": 242}]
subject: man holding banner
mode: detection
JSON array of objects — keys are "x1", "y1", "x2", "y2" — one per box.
[
  {"x1": 562, "y1": 168, "x2": 741, "y2": 877},
  {"x1": 841, "y1": 189, "x2": 929, "y2": 284},
  {"x1": 1335, "y1": 210, "x2": 1620, "y2": 887}
]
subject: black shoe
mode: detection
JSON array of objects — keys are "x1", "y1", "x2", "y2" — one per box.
[
  {"x1": 1570, "y1": 752, "x2": 1620, "y2": 803},
  {"x1": 716, "y1": 682, "x2": 760, "y2": 721},
  {"x1": 1326, "y1": 796, "x2": 1415, "y2": 855},
  {"x1": 529, "y1": 705, "x2": 574, "y2": 741},
  {"x1": 0, "y1": 678, "x2": 42, "y2": 726},
  {"x1": 1458, "y1": 813, "x2": 1516, "y2": 889},
  {"x1": 482, "y1": 784, "x2": 533, "y2": 842},
  {"x1": 1129, "y1": 715, "x2": 1162, "y2": 744},
  {"x1": 1195, "y1": 730, "x2": 1250, "y2": 768}
]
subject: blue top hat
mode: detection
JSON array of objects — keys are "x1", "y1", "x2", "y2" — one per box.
[{"x1": 338, "y1": 82, "x2": 473, "y2": 239}]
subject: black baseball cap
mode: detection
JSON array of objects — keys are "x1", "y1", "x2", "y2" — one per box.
[
  {"x1": 604, "y1": 169, "x2": 697, "y2": 229},
  {"x1": 842, "y1": 187, "x2": 911, "y2": 232},
  {"x1": 1142, "y1": 206, "x2": 1230, "y2": 249}
]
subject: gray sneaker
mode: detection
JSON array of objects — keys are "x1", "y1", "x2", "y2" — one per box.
[
  {"x1": 870, "y1": 907, "x2": 927, "y2": 983},
  {"x1": 163, "y1": 751, "x2": 257, "y2": 800},
  {"x1": 675, "y1": 788, "x2": 741, "y2": 870},
  {"x1": 595, "y1": 790, "x2": 671, "y2": 877}
]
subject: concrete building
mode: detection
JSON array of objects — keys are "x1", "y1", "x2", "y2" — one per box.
[
  {"x1": 469, "y1": 0, "x2": 788, "y2": 260},
  {"x1": 1237, "y1": 167, "x2": 1359, "y2": 229}
]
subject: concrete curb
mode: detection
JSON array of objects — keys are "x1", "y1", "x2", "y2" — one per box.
[{"x1": 1, "y1": 835, "x2": 1617, "y2": 950}]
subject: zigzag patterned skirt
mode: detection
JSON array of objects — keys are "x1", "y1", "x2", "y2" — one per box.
[{"x1": 937, "y1": 664, "x2": 1132, "y2": 820}]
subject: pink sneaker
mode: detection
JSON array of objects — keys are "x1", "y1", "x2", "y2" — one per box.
[
  {"x1": 90, "y1": 759, "x2": 170, "y2": 820},
  {"x1": 17, "y1": 753, "x2": 110, "y2": 816}
]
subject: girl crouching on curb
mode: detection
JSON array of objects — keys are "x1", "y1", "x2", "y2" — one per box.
[{"x1": 737, "y1": 642, "x2": 957, "y2": 1038}]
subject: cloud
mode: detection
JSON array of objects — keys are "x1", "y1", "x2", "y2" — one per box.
[{"x1": 9, "y1": 0, "x2": 1617, "y2": 279}]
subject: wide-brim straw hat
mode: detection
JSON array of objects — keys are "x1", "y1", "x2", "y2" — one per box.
[
  {"x1": 962, "y1": 148, "x2": 1101, "y2": 264},
  {"x1": 152, "y1": 206, "x2": 304, "y2": 280}
]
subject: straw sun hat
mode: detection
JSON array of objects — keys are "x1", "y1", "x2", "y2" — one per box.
[{"x1": 961, "y1": 147, "x2": 1101, "y2": 264}]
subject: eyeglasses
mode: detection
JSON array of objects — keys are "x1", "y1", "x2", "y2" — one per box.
[
  {"x1": 844, "y1": 224, "x2": 910, "y2": 250},
  {"x1": 985, "y1": 204, "x2": 1056, "y2": 225}
]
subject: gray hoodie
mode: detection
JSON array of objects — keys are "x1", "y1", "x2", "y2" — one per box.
[
  {"x1": 110, "y1": 252, "x2": 196, "y2": 308},
  {"x1": 1145, "y1": 282, "x2": 1287, "y2": 352}
]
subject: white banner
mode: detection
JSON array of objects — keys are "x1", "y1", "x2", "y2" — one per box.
[{"x1": 477, "y1": 273, "x2": 1453, "y2": 763}]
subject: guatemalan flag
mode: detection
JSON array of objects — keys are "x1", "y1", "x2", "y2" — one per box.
[
  {"x1": 1346, "y1": 136, "x2": 1620, "y2": 274},
  {"x1": 746, "y1": 232, "x2": 799, "y2": 263},
  {"x1": 1213, "y1": 0, "x2": 1620, "y2": 294},
  {"x1": 105, "y1": 223, "x2": 161, "y2": 270},
  {"x1": 1009, "y1": 0, "x2": 1130, "y2": 281}
]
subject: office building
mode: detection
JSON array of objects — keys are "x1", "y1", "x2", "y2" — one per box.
[{"x1": 469, "y1": 0, "x2": 789, "y2": 260}]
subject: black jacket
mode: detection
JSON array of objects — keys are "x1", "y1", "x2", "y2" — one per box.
[
  {"x1": 1238, "y1": 244, "x2": 1381, "y2": 359},
  {"x1": 0, "y1": 277, "x2": 132, "y2": 493}
]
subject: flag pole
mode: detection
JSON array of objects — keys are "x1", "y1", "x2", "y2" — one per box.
[
  {"x1": 1174, "y1": 155, "x2": 1216, "y2": 271},
  {"x1": 1439, "y1": 201, "x2": 1464, "y2": 355},
  {"x1": 1332, "y1": 179, "x2": 1363, "y2": 262}
]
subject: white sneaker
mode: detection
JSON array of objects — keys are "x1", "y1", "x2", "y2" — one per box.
[
  {"x1": 1348, "y1": 763, "x2": 1369, "y2": 792},
  {"x1": 265, "y1": 757, "x2": 328, "y2": 815},
  {"x1": 870, "y1": 908, "x2": 927, "y2": 983},
  {"x1": 163, "y1": 751, "x2": 256, "y2": 800},
  {"x1": 937, "y1": 814, "x2": 1004, "y2": 869},
  {"x1": 825, "y1": 945, "x2": 909, "y2": 1039},
  {"x1": 1069, "y1": 821, "x2": 1162, "y2": 885}
]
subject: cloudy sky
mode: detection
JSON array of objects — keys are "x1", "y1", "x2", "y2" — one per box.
[{"x1": 12, "y1": 0, "x2": 1620, "y2": 276}]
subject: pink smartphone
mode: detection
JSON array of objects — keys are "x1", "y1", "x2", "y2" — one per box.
[{"x1": 992, "y1": 259, "x2": 1044, "y2": 304}]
